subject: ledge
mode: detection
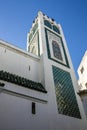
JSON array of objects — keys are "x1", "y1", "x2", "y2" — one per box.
[
  {"x1": 0, "y1": 70, "x2": 47, "y2": 93},
  {"x1": 0, "y1": 39, "x2": 40, "y2": 61},
  {"x1": 0, "y1": 87, "x2": 47, "y2": 104}
]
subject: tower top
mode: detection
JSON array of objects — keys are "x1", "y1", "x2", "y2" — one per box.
[{"x1": 29, "y1": 11, "x2": 60, "y2": 33}]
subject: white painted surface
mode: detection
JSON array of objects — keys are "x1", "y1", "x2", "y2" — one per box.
[
  {"x1": 78, "y1": 51, "x2": 87, "y2": 90},
  {"x1": 0, "y1": 40, "x2": 40, "y2": 83},
  {"x1": 81, "y1": 96, "x2": 87, "y2": 117}
]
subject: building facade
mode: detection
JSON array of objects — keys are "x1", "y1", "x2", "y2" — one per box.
[
  {"x1": 78, "y1": 50, "x2": 87, "y2": 117},
  {"x1": 78, "y1": 50, "x2": 87, "y2": 90},
  {"x1": 0, "y1": 11, "x2": 87, "y2": 130}
]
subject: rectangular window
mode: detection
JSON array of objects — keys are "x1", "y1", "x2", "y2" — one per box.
[{"x1": 32, "y1": 102, "x2": 36, "y2": 114}]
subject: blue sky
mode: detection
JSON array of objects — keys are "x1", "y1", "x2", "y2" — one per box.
[{"x1": 0, "y1": 0, "x2": 87, "y2": 78}]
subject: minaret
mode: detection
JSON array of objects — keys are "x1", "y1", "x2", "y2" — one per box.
[{"x1": 27, "y1": 11, "x2": 86, "y2": 119}]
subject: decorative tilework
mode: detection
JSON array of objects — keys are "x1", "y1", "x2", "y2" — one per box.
[
  {"x1": 52, "y1": 40, "x2": 63, "y2": 61},
  {"x1": 45, "y1": 28, "x2": 70, "y2": 68},
  {"x1": 52, "y1": 66, "x2": 81, "y2": 119},
  {"x1": 0, "y1": 70, "x2": 47, "y2": 93},
  {"x1": 29, "y1": 31, "x2": 40, "y2": 56}
]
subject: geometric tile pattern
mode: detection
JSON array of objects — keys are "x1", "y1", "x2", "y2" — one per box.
[{"x1": 52, "y1": 66, "x2": 81, "y2": 118}]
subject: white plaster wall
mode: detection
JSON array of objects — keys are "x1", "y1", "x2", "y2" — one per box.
[
  {"x1": 0, "y1": 81, "x2": 87, "y2": 130},
  {"x1": 0, "y1": 42, "x2": 40, "y2": 83},
  {"x1": 0, "y1": 92, "x2": 49, "y2": 130},
  {"x1": 78, "y1": 51, "x2": 87, "y2": 90},
  {"x1": 81, "y1": 96, "x2": 87, "y2": 117}
]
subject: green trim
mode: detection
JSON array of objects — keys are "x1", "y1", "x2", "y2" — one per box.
[
  {"x1": 52, "y1": 66, "x2": 81, "y2": 119},
  {"x1": 0, "y1": 70, "x2": 47, "y2": 93},
  {"x1": 44, "y1": 20, "x2": 60, "y2": 34},
  {"x1": 45, "y1": 28, "x2": 70, "y2": 68}
]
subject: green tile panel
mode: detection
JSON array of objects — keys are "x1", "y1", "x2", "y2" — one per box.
[
  {"x1": 45, "y1": 28, "x2": 70, "y2": 68},
  {"x1": 52, "y1": 66, "x2": 81, "y2": 118}
]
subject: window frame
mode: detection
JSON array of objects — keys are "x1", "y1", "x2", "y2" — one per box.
[
  {"x1": 52, "y1": 40, "x2": 63, "y2": 61},
  {"x1": 32, "y1": 102, "x2": 36, "y2": 115}
]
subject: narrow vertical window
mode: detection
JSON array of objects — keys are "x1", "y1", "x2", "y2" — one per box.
[
  {"x1": 52, "y1": 40, "x2": 63, "y2": 61},
  {"x1": 80, "y1": 66, "x2": 84, "y2": 74},
  {"x1": 32, "y1": 102, "x2": 36, "y2": 114},
  {"x1": 29, "y1": 65, "x2": 30, "y2": 71}
]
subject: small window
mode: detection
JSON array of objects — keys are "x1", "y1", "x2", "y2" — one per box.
[
  {"x1": 53, "y1": 25, "x2": 60, "y2": 34},
  {"x1": 80, "y1": 66, "x2": 84, "y2": 74},
  {"x1": 29, "y1": 66, "x2": 30, "y2": 71},
  {"x1": 32, "y1": 102, "x2": 36, "y2": 114},
  {"x1": 44, "y1": 20, "x2": 52, "y2": 29}
]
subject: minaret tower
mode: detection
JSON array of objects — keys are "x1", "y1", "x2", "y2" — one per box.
[{"x1": 27, "y1": 11, "x2": 85, "y2": 119}]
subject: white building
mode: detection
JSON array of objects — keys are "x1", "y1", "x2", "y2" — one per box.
[
  {"x1": 78, "y1": 50, "x2": 87, "y2": 90},
  {"x1": 78, "y1": 50, "x2": 87, "y2": 117},
  {"x1": 0, "y1": 11, "x2": 87, "y2": 130}
]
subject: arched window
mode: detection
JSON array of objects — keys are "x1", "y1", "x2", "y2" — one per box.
[
  {"x1": 53, "y1": 25, "x2": 60, "y2": 34},
  {"x1": 52, "y1": 40, "x2": 63, "y2": 61},
  {"x1": 44, "y1": 20, "x2": 52, "y2": 29}
]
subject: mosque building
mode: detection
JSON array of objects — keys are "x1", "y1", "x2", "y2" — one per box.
[{"x1": 0, "y1": 11, "x2": 87, "y2": 130}]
